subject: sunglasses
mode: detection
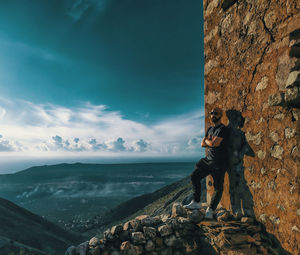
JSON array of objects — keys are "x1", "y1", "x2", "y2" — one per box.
[{"x1": 210, "y1": 111, "x2": 220, "y2": 115}]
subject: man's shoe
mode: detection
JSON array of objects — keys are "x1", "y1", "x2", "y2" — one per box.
[
  {"x1": 183, "y1": 200, "x2": 201, "y2": 210},
  {"x1": 205, "y1": 207, "x2": 214, "y2": 219}
]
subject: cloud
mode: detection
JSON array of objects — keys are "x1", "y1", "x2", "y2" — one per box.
[
  {"x1": 0, "y1": 140, "x2": 14, "y2": 152},
  {"x1": 187, "y1": 136, "x2": 203, "y2": 151},
  {"x1": 0, "y1": 134, "x2": 17, "y2": 152},
  {"x1": 52, "y1": 135, "x2": 63, "y2": 145},
  {"x1": 132, "y1": 139, "x2": 149, "y2": 152},
  {"x1": 67, "y1": 0, "x2": 109, "y2": 21},
  {"x1": 109, "y1": 137, "x2": 126, "y2": 152},
  {"x1": 88, "y1": 138, "x2": 107, "y2": 151},
  {"x1": 0, "y1": 97, "x2": 205, "y2": 156}
]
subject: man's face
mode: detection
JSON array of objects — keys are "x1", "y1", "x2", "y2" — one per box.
[{"x1": 210, "y1": 110, "x2": 222, "y2": 123}]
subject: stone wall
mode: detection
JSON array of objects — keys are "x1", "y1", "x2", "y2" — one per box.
[
  {"x1": 66, "y1": 204, "x2": 291, "y2": 255},
  {"x1": 203, "y1": 0, "x2": 299, "y2": 254}
]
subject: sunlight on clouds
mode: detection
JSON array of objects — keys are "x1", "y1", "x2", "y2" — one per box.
[
  {"x1": 0, "y1": 107, "x2": 6, "y2": 119},
  {"x1": 0, "y1": 97, "x2": 205, "y2": 156}
]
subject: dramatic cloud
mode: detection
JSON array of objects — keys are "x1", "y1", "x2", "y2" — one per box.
[{"x1": 0, "y1": 97, "x2": 205, "y2": 156}]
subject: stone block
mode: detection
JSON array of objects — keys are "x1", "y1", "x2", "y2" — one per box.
[
  {"x1": 285, "y1": 86, "x2": 300, "y2": 105},
  {"x1": 270, "y1": 144, "x2": 284, "y2": 159},
  {"x1": 158, "y1": 224, "x2": 173, "y2": 237},
  {"x1": 257, "y1": 150, "x2": 266, "y2": 159},
  {"x1": 268, "y1": 93, "x2": 285, "y2": 106},
  {"x1": 285, "y1": 71, "x2": 300, "y2": 88},
  {"x1": 123, "y1": 219, "x2": 141, "y2": 232},
  {"x1": 140, "y1": 216, "x2": 161, "y2": 226},
  {"x1": 205, "y1": 60, "x2": 219, "y2": 75},
  {"x1": 255, "y1": 77, "x2": 269, "y2": 91},
  {"x1": 111, "y1": 224, "x2": 123, "y2": 236},
  {"x1": 246, "y1": 131, "x2": 262, "y2": 145},
  {"x1": 269, "y1": 131, "x2": 279, "y2": 142},
  {"x1": 131, "y1": 232, "x2": 146, "y2": 245},
  {"x1": 143, "y1": 226, "x2": 157, "y2": 240},
  {"x1": 171, "y1": 203, "x2": 187, "y2": 218},
  {"x1": 284, "y1": 127, "x2": 296, "y2": 138},
  {"x1": 89, "y1": 237, "x2": 100, "y2": 247}
]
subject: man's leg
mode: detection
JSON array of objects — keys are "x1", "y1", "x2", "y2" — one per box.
[
  {"x1": 210, "y1": 168, "x2": 226, "y2": 211},
  {"x1": 191, "y1": 158, "x2": 211, "y2": 202}
]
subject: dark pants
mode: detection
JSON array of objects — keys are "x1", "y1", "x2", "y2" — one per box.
[{"x1": 191, "y1": 157, "x2": 226, "y2": 210}]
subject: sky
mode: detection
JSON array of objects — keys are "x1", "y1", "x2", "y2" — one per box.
[{"x1": 0, "y1": 0, "x2": 204, "y2": 171}]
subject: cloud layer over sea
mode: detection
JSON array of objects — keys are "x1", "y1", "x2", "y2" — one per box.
[{"x1": 0, "y1": 97, "x2": 205, "y2": 157}]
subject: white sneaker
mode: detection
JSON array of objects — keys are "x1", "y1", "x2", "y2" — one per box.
[
  {"x1": 205, "y1": 207, "x2": 214, "y2": 219},
  {"x1": 183, "y1": 200, "x2": 201, "y2": 210}
]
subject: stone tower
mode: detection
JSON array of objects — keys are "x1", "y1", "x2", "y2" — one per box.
[{"x1": 203, "y1": 0, "x2": 299, "y2": 254}]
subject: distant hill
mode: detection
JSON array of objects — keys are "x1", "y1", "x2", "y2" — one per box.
[
  {"x1": 0, "y1": 197, "x2": 84, "y2": 255},
  {"x1": 0, "y1": 162, "x2": 194, "y2": 224}
]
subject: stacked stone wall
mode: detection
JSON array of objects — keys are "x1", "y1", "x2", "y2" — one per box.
[
  {"x1": 203, "y1": 0, "x2": 299, "y2": 253},
  {"x1": 66, "y1": 204, "x2": 290, "y2": 255}
]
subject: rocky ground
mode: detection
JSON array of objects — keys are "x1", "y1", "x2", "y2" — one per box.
[{"x1": 65, "y1": 203, "x2": 291, "y2": 255}]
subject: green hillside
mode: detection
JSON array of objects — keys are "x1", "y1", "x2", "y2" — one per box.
[{"x1": 0, "y1": 197, "x2": 85, "y2": 255}]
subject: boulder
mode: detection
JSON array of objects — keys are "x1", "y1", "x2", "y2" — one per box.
[
  {"x1": 171, "y1": 203, "x2": 187, "y2": 218},
  {"x1": 158, "y1": 224, "x2": 173, "y2": 237},
  {"x1": 131, "y1": 232, "x2": 146, "y2": 245}
]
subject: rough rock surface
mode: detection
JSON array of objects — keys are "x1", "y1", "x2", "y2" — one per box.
[
  {"x1": 66, "y1": 204, "x2": 290, "y2": 255},
  {"x1": 203, "y1": 0, "x2": 299, "y2": 254}
]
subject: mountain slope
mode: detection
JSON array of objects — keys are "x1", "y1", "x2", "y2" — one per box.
[
  {"x1": 68, "y1": 175, "x2": 204, "y2": 236},
  {"x1": 0, "y1": 197, "x2": 84, "y2": 255}
]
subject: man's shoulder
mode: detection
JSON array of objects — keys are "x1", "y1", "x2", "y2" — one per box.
[
  {"x1": 215, "y1": 123, "x2": 227, "y2": 130},
  {"x1": 215, "y1": 124, "x2": 229, "y2": 138}
]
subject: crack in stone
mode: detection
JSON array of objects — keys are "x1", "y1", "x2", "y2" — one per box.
[
  {"x1": 241, "y1": 3, "x2": 276, "y2": 112},
  {"x1": 242, "y1": 43, "x2": 271, "y2": 112},
  {"x1": 250, "y1": 43, "x2": 270, "y2": 83},
  {"x1": 262, "y1": 9, "x2": 275, "y2": 43}
]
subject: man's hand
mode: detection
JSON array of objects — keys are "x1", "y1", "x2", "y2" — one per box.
[{"x1": 201, "y1": 137, "x2": 209, "y2": 147}]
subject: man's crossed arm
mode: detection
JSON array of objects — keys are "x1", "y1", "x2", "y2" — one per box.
[{"x1": 201, "y1": 135, "x2": 223, "y2": 148}]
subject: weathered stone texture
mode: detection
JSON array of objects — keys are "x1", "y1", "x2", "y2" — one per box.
[
  {"x1": 203, "y1": 0, "x2": 300, "y2": 254},
  {"x1": 67, "y1": 203, "x2": 292, "y2": 255}
]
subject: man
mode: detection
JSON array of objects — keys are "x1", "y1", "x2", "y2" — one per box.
[{"x1": 184, "y1": 107, "x2": 228, "y2": 219}]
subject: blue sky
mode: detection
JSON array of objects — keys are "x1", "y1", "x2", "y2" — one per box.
[{"x1": 0, "y1": 0, "x2": 204, "y2": 163}]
